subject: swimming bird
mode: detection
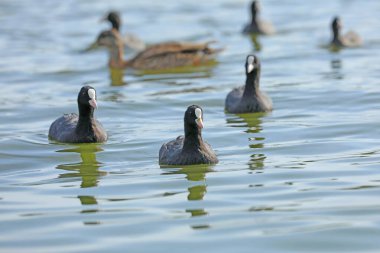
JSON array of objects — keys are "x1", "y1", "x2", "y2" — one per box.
[
  {"x1": 330, "y1": 16, "x2": 362, "y2": 48},
  {"x1": 243, "y1": 1, "x2": 275, "y2": 35},
  {"x1": 102, "y1": 11, "x2": 146, "y2": 51},
  {"x1": 49, "y1": 86, "x2": 107, "y2": 143},
  {"x1": 96, "y1": 30, "x2": 222, "y2": 70},
  {"x1": 225, "y1": 55, "x2": 272, "y2": 114},
  {"x1": 159, "y1": 105, "x2": 218, "y2": 166}
]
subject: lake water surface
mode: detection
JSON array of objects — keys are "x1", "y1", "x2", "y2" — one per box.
[{"x1": 1, "y1": 0, "x2": 380, "y2": 252}]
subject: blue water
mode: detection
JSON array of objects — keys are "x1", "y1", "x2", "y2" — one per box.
[{"x1": 1, "y1": 0, "x2": 380, "y2": 252}]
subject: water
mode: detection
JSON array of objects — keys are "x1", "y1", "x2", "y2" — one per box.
[{"x1": 1, "y1": 0, "x2": 380, "y2": 252}]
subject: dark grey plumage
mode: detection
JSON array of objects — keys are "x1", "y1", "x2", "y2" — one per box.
[
  {"x1": 159, "y1": 105, "x2": 218, "y2": 166},
  {"x1": 225, "y1": 55, "x2": 272, "y2": 114},
  {"x1": 330, "y1": 16, "x2": 362, "y2": 48},
  {"x1": 49, "y1": 86, "x2": 107, "y2": 143},
  {"x1": 243, "y1": 1, "x2": 275, "y2": 35}
]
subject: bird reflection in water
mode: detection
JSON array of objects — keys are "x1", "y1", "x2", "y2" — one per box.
[
  {"x1": 56, "y1": 144, "x2": 106, "y2": 206},
  {"x1": 249, "y1": 34, "x2": 262, "y2": 51},
  {"x1": 226, "y1": 113, "x2": 266, "y2": 170},
  {"x1": 162, "y1": 165, "x2": 213, "y2": 229},
  {"x1": 108, "y1": 62, "x2": 218, "y2": 86},
  {"x1": 109, "y1": 67, "x2": 126, "y2": 86},
  {"x1": 330, "y1": 58, "x2": 343, "y2": 80}
]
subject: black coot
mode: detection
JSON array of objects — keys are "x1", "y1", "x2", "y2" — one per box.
[
  {"x1": 48, "y1": 86, "x2": 107, "y2": 143},
  {"x1": 159, "y1": 105, "x2": 218, "y2": 166},
  {"x1": 330, "y1": 16, "x2": 362, "y2": 48},
  {"x1": 225, "y1": 55, "x2": 272, "y2": 114},
  {"x1": 243, "y1": 1, "x2": 275, "y2": 35}
]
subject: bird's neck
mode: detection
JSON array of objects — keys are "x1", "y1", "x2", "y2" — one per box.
[
  {"x1": 243, "y1": 69, "x2": 260, "y2": 98},
  {"x1": 333, "y1": 28, "x2": 341, "y2": 42},
  {"x1": 108, "y1": 32, "x2": 127, "y2": 69},
  {"x1": 111, "y1": 21, "x2": 120, "y2": 31},
  {"x1": 250, "y1": 13, "x2": 258, "y2": 26},
  {"x1": 183, "y1": 125, "x2": 203, "y2": 152},
  {"x1": 76, "y1": 106, "x2": 95, "y2": 136}
]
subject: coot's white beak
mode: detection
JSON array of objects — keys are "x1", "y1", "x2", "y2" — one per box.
[
  {"x1": 247, "y1": 55, "x2": 255, "y2": 73},
  {"x1": 195, "y1": 108, "x2": 203, "y2": 129},
  {"x1": 88, "y1": 89, "x2": 97, "y2": 109},
  {"x1": 89, "y1": 98, "x2": 98, "y2": 109},
  {"x1": 248, "y1": 63, "x2": 254, "y2": 73}
]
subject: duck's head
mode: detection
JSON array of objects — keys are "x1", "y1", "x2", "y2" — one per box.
[
  {"x1": 184, "y1": 105, "x2": 204, "y2": 131},
  {"x1": 102, "y1": 11, "x2": 121, "y2": 31},
  {"x1": 245, "y1": 54, "x2": 260, "y2": 75},
  {"x1": 251, "y1": 1, "x2": 260, "y2": 17},
  {"x1": 78, "y1": 86, "x2": 97, "y2": 110},
  {"x1": 332, "y1": 16, "x2": 342, "y2": 34}
]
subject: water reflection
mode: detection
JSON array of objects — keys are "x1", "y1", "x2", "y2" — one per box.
[
  {"x1": 135, "y1": 60, "x2": 218, "y2": 76},
  {"x1": 226, "y1": 113, "x2": 266, "y2": 170},
  {"x1": 78, "y1": 195, "x2": 98, "y2": 206},
  {"x1": 56, "y1": 144, "x2": 106, "y2": 223},
  {"x1": 248, "y1": 34, "x2": 262, "y2": 51},
  {"x1": 320, "y1": 56, "x2": 344, "y2": 80},
  {"x1": 108, "y1": 62, "x2": 217, "y2": 86},
  {"x1": 322, "y1": 57, "x2": 343, "y2": 80},
  {"x1": 330, "y1": 58, "x2": 343, "y2": 80},
  {"x1": 162, "y1": 165, "x2": 213, "y2": 228},
  {"x1": 56, "y1": 144, "x2": 106, "y2": 189},
  {"x1": 109, "y1": 67, "x2": 126, "y2": 86},
  {"x1": 329, "y1": 44, "x2": 342, "y2": 53}
]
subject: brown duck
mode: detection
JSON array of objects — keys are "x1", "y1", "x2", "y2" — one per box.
[{"x1": 96, "y1": 30, "x2": 222, "y2": 70}]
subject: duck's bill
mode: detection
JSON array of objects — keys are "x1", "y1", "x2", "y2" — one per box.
[
  {"x1": 87, "y1": 41, "x2": 100, "y2": 51},
  {"x1": 99, "y1": 15, "x2": 108, "y2": 23}
]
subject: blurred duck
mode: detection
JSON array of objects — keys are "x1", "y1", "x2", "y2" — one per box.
[
  {"x1": 96, "y1": 30, "x2": 222, "y2": 70},
  {"x1": 49, "y1": 86, "x2": 107, "y2": 143},
  {"x1": 243, "y1": 1, "x2": 275, "y2": 35},
  {"x1": 225, "y1": 55, "x2": 272, "y2": 114},
  {"x1": 159, "y1": 105, "x2": 218, "y2": 166},
  {"x1": 102, "y1": 11, "x2": 146, "y2": 51},
  {"x1": 330, "y1": 16, "x2": 362, "y2": 48}
]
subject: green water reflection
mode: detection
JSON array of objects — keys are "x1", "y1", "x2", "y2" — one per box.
[
  {"x1": 329, "y1": 44, "x2": 342, "y2": 53},
  {"x1": 109, "y1": 67, "x2": 126, "y2": 86},
  {"x1": 56, "y1": 144, "x2": 106, "y2": 224},
  {"x1": 226, "y1": 113, "x2": 266, "y2": 170},
  {"x1": 56, "y1": 144, "x2": 106, "y2": 189},
  {"x1": 162, "y1": 165, "x2": 213, "y2": 220},
  {"x1": 108, "y1": 63, "x2": 217, "y2": 87},
  {"x1": 134, "y1": 60, "x2": 219, "y2": 76},
  {"x1": 248, "y1": 34, "x2": 262, "y2": 51}
]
